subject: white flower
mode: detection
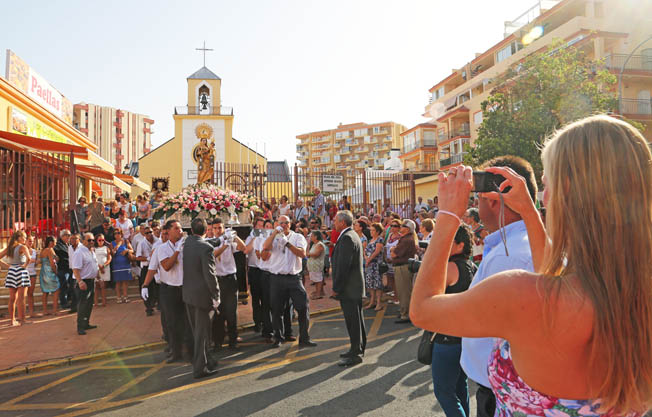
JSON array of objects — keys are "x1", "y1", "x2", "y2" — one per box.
[{"x1": 209, "y1": 208, "x2": 217, "y2": 215}]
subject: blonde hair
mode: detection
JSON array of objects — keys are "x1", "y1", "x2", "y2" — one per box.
[
  {"x1": 541, "y1": 115, "x2": 652, "y2": 414},
  {"x1": 7, "y1": 230, "x2": 26, "y2": 255}
]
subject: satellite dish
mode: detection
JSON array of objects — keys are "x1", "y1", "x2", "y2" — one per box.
[{"x1": 429, "y1": 102, "x2": 445, "y2": 119}]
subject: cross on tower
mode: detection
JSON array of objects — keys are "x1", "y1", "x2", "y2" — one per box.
[{"x1": 195, "y1": 41, "x2": 213, "y2": 67}]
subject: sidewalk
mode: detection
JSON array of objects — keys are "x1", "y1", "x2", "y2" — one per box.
[{"x1": 0, "y1": 279, "x2": 340, "y2": 375}]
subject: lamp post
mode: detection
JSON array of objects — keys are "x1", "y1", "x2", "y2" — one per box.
[{"x1": 618, "y1": 35, "x2": 652, "y2": 113}]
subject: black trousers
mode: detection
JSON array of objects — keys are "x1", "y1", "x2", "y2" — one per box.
[
  {"x1": 139, "y1": 266, "x2": 158, "y2": 313},
  {"x1": 340, "y1": 298, "x2": 366, "y2": 355},
  {"x1": 270, "y1": 274, "x2": 309, "y2": 342},
  {"x1": 476, "y1": 384, "x2": 496, "y2": 417},
  {"x1": 159, "y1": 283, "x2": 192, "y2": 358},
  {"x1": 185, "y1": 304, "x2": 217, "y2": 376},
  {"x1": 58, "y1": 269, "x2": 77, "y2": 309},
  {"x1": 259, "y1": 270, "x2": 274, "y2": 338},
  {"x1": 212, "y1": 274, "x2": 238, "y2": 346},
  {"x1": 75, "y1": 278, "x2": 95, "y2": 331},
  {"x1": 248, "y1": 266, "x2": 263, "y2": 327}
]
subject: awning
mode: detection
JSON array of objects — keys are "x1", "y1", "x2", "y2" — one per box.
[
  {"x1": 0, "y1": 130, "x2": 130, "y2": 192},
  {"x1": 91, "y1": 181, "x2": 103, "y2": 196},
  {"x1": 0, "y1": 130, "x2": 89, "y2": 158},
  {"x1": 115, "y1": 173, "x2": 151, "y2": 192}
]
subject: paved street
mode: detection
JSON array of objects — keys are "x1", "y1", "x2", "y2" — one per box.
[{"x1": 0, "y1": 305, "x2": 476, "y2": 416}]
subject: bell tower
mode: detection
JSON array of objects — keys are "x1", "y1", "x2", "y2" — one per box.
[{"x1": 187, "y1": 67, "x2": 221, "y2": 115}]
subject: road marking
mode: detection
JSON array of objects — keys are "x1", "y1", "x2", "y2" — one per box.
[
  {"x1": 55, "y1": 359, "x2": 168, "y2": 417},
  {"x1": 0, "y1": 310, "x2": 417, "y2": 415},
  {"x1": 367, "y1": 307, "x2": 386, "y2": 339},
  {"x1": 2, "y1": 366, "x2": 95, "y2": 406}
]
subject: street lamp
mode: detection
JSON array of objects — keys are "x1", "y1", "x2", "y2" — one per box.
[{"x1": 618, "y1": 34, "x2": 652, "y2": 113}]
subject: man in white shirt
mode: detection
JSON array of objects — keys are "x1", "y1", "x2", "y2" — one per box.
[
  {"x1": 244, "y1": 218, "x2": 265, "y2": 334},
  {"x1": 263, "y1": 215, "x2": 316, "y2": 348},
  {"x1": 255, "y1": 219, "x2": 276, "y2": 341},
  {"x1": 208, "y1": 218, "x2": 246, "y2": 349},
  {"x1": 134, "y1": 226, "x2": 158, "y2": 316},
  {"x1": 142, "y1": 225, "x2": 169, "y2": 348},
  {"x1": 414, "y1": 196, "x2": 429, "y2": 213},
  {"x1": 154, "y1": 219, "x2": 190, "y2": 363},
  {"x1": 312, "y1": 187, "x2": 325, "y2": 223},
  {"x1": 72, "y1": 233, "x2": 99, "y2": 335},
  {"x1": 293, "y1": 199, "x2": 309, "y2": 221}
]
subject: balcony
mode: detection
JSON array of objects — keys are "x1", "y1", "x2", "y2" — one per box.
[
  {"x1": 334, "y1": 142, "x2": 341, "y2": 148},
  {"x1": 402, "y1": 138, "x2": 438, "y2": 154},
  {"x1": 373, "y1": 129, "x2": 389, "y2": 135},
  {"x1": 345, "y1": 139, "x2": 358, "y2": 146},
  {"x1": 314, "y1": 136, "x2": 330, "y2": 143},
  {"x1": 439, "y1": 153, "x2": 466, "y2": 169},
  {"x1": 349, "y1": 155, "x2": 360, "y2": 162},
  {"x1": 438, "y1": 127, "x2": 471, "y2": 145},
  {"x1": 336, "y1": 165, "x2": 347, "y2": 170},
  {"x1": 174, "y1": 106, "x2": 233, "y2": 116},
  {"x1": 341, "y1": 147, "x2": 352, "y2": 154},
  {"x1": 620, "y1": 98, "x2": 652, "y2": 116},
  {"x1": 605, "y1": 54, "x2": 652, "y2": 73},
  {"x1": 355, "y1": 147, "x2": 368, "y2": 154}
]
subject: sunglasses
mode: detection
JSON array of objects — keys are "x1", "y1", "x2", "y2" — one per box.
[
  {"x1": 85, "y1": 238, "x2": 94, "y2": 242},
  {"x1": 391, "y1": 224, "x2": 400, "y2": 228},
  {"x1": 145, "y1": 231, "x2": 153, "y2": 235}
]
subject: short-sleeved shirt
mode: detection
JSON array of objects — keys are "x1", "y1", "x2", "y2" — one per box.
[
  {"x1": 155, "y1": 239, "x2": 184, "y2": 286},
  {"x1": 71, "y1": 245, "x2": 99, "y2": 280},
  {"x1": 149, "y1": 239, "x2": 165, "y2": 283},
  {"x1": 268, "y1": 231, "x2": 307, "y2": 275},
  {"x1": 254, "y1": 236, "x2": 269, "y2": 271},
  {"x1": 136, "y1": 238, "x2": 155, "y2": 267},
  {"x1": 245, "y1": 235, "x2": 258, "y2": 268},
  {"x1": 214, "y1": 239, "x2": 239, "y2": 276}
]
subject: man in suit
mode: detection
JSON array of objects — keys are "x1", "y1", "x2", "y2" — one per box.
[
  {"x1": 182, "y1": 218, "x2": 221, "y2": 379},
  {"x1": 331, "y1": 210, "x2": 366, "y2": 367}
]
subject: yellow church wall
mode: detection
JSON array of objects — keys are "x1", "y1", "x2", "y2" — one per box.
[
  {"x1": 187, "y1": 79, "x2": 221, "y2": 109},
  {"x1": 139, "y1": 135, "x2": 183, "y2": 194},
  {"x1": 415, "y1": 175, "x2": 438, "y2": 201},
  {"x1": 266, "y1": 182, "x2": 292, "y2": 201}
]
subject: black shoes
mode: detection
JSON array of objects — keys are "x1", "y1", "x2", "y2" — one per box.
[
  {"x1": 299, "y1": 340, "x2": 317, "y2": 347},
  {"x1": 77, "y1": 329, "x2": 86, "y2": 335},
  {"x1": 338, "y1": 355, "x2": 363, "y2": 367},
  {"x1": 271, "y1": 339, "x2": 282, "y2": 348},
  {"x1": 166, "y1": 355, "x2": 183, "y2": 364},
  {"x1": 284, "y1": 335, "x2": 297, "y2": 342},
  {"x1": 193, "y1": 368, "x2": 218, "y2": 379},
  {"x1": 85, "y1": 324, "x2": 97, "y2": 330},
  {"x1": 395, "y1": 318, "x2": 411, "y2": 324},
  {"x1": 146, "y1": 310, "x2": 154, "y2": 317},
  {"x1": 339, "y1": 350, "x2": 363, "y2": 358}
]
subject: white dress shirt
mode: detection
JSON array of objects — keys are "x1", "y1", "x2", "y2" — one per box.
[
  {"x1": 268, "y1": 231, "x2": 307, "y2": 275},
  {"x1": 136, "y1": 238, "x2": 155, "y2": 268},
  {"x1": 71, "y1": 245, "x2": 99, "y2": 280},
  {"x1": 149, "y1": 240, "x2": 165, "y2": 283},
  {"x1": 215, "y1": 239, "x2": 238, "y2": 276},
  {"x1": 154, "y1": 239, "x2": 184, "y2": 286},
  {"x1": 245, "y1": 235, "x2": 258, "y2": 268},
  {"x1": 254, "y1": 236, "x2": 269, "y2": 272}
]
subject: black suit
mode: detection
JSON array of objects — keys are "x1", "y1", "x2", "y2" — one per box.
[
  {"x1": 332, "y1": 228, "x2": 366, "y2": 356},
  {"x1": 182, "y1": 235, "x2": 221, "y2": 376}
]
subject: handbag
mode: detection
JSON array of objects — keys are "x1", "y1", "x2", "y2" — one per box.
[{"x1": 417, "y1": 330, "x2": 436, "y2": 365}]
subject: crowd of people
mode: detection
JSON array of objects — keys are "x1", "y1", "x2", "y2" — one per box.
[{"x1": 1, "y1": 114, "x2": 650, "y2": 414}]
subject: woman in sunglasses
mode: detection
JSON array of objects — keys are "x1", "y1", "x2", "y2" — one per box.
[{"x1": 93, "y1": 234, "x2": 112, "y2": 307}]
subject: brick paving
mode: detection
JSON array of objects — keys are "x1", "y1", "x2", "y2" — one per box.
[{"x1": 0, "y1": 276, "x2": 340, "y2": 373}]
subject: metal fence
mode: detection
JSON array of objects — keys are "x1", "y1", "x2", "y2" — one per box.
[
  {"x1": 210, "y1": 162, "x2": 428, "y2": 217},
  {"x1": 1, "y1": 146, "x2": 75, "y2": 247}
]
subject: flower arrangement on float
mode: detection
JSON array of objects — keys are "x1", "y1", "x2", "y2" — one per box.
[{"x1": 152, "y1": 184, "x2": 259, "y2": 224}]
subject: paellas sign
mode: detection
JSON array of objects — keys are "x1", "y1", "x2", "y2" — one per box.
[
  {"x1": 29, "y1": 69, "x2": 62, "y2": 115},
  {"x1": 322, "y1": 174, "x2": 344, "y2": 193}
]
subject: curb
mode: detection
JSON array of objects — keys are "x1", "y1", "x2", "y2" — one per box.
[{"x1": 0, "y1": 305, "x2": 342, "y2": 379}]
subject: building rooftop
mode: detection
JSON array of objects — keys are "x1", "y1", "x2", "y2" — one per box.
[
  {"x1": 187, "y1": 66, "x2": 221, "y2": 80},
  {"x1": 267, "y1": 161, "x2": 291, "y2": 182}
]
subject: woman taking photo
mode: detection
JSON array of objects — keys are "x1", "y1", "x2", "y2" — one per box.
[
  {"x1": 0, "y1": 231, "x2": 31, "y2": 326},
  {"x1": 39, "y1": 236, "x2": 61, "y2": 316},
  {"x1": 411, "y1": 115, "x2": 652, "y2": 416},
  {"x1": 363, "y1": 223, "x2": 385, "y2": 310},
  {"x1": 94, "y1": 234, "x2": 112, "y2": 307},
  {"x1": 430, "y1": 225, "x2": 476, "y2": 417},
  {"x1": 111, "y1": 229, "x2": 133, "y2": 303}
]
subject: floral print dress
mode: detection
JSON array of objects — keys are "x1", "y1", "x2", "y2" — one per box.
[
  {"x1": 488, "y1": 339, "x2": 640, "y2": 417},
  {"x1": 364, "y1": 237, "x2": 383, "y2": 290}
]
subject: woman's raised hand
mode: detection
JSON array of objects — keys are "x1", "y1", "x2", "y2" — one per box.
[{"x1": 437, "y1": 165, "x2": 473, "y2": 218}]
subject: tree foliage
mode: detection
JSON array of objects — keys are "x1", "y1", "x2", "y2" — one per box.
[{"x1": 465, "y1": 39, "x2": 619, "y2": 181}]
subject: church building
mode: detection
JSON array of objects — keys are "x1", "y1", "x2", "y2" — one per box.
[{"x1": 138, "y1": 65, "x2": 265, "y2": 194}]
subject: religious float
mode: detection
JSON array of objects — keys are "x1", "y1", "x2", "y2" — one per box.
[{"x1": 152, "y1": 183, "x2": 258, "y2": 228}]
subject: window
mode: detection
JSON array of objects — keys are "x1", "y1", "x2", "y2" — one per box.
[
  {"x1": 496, "y1": 41, "x2": 523, "y2": 63},
  {"x1": 474, "y1": 111, "x2": 483, "y2": 125}
]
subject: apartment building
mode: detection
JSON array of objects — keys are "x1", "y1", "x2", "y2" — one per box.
[
  {"x1": 409, "y1": 0, "x2": 652, "y2": 172},
  {"x1": 73, "y1": 103, "x2": 154, "y2": 174},
  {"x1": 296, "y1": 121, "x2": 406, "y2": 178}
]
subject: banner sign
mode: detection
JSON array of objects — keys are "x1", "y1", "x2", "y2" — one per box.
[
  {"x1": 11, "y1": 107, "x2": 69, "y2": 144},
  {"x1": 5, "y1": 49, "x2": 73, "y2": 125},
  {"x1": 322, "y1": 174, "x2": 344, "y2": 193}
]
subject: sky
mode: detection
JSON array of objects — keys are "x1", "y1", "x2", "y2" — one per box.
[{"x1": 1, "y1": 0, "x2": 530, "y2": 165}]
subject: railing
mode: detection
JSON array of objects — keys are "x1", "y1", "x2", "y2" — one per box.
[
  {"x1": 174, "y1": 106, "x2": 233, "y2": 116},
  {"x1": 439, "y1": 152, "x2": 467, "y2": 168},
  {"x1": 605, "y1": 54, "x2": 652, "y2": 72},
  {"x1": 621, "y1": 98, "x2": 652, "y2": 115},
  {"x1": 373, "y1": 129, "x2": 389, "y2": 135}
]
